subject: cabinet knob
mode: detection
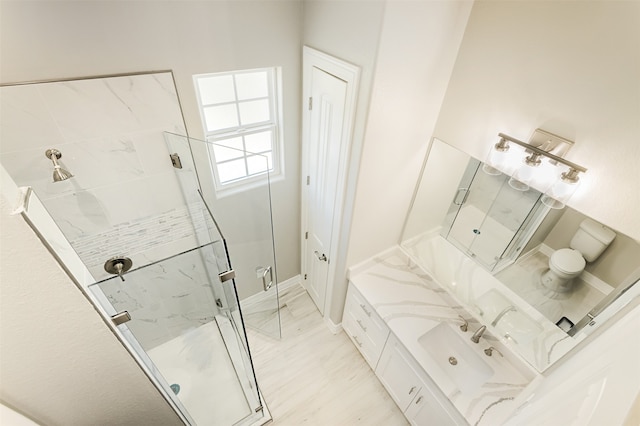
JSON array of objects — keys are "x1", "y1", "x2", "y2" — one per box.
[
  {"x1": 415, "y1": 396, "x2": 423, "y2": 405},
  {"x1": 409, "y1": 386, "x2": 417, "y2": 395}
]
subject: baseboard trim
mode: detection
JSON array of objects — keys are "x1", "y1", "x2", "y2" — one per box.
[
  {"x1": 276, "y1": 274, "x2": 302, "y2": 293},
  {"x1": 241, "y1": 274, "x2": 302, "y2": 307},
  {"x1": 324, "y1": 316, "x2": 342, "y2": 335}
]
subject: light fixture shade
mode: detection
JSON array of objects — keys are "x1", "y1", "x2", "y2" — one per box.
[
  {"x1": 508, "y1": 175, "x2": 530, "y2": 191},
  {"x1": 532, "y1": 158, "x2": 560, "y2": 192},
  {"x1": 484, "y1": 139, "x2": 520, "y2": 176},
  {"x1": 484, "y1": 132, "x2": 586, "y2": 202},
  {"x1": 508, "y1": 155, "x2": 536, "y2": 191},
  {"x1": 509, "y1": 152, "x2": 564, "y2": 193},
  {"x1": 541, "y1": 167, "x2": 581, "y2": 209}
]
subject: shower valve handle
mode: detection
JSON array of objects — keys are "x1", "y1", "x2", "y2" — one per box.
[
  {"x1": 104, "y1": 256, "x2": 133, "y2": 282},
  {"x1": 114, "y1": 263, "x2": 125, "y2": 282}
]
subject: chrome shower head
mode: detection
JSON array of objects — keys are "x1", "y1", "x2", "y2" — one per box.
[{"x1": 45, "y1": 149, "x2": 74, "y2": 182}]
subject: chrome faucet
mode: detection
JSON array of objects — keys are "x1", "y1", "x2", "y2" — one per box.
[
  {"x1": 484, "y1": 346, "x2": 503, "y2": 357},
  {"x1": 457, "y1": 315, "x2": 468, "y2": 332},
  {"x1": 491, "y1": 305, "x2": 516, "y2": 327},
  {"x1": 470, "y1": 325, "x2": 486, "y2": 343}
]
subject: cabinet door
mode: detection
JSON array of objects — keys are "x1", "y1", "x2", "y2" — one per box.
[
  {"x1": 376, "y1": 336, "x2": 423, "y2": 412},
  {"x1": 404, "y1": 388, "x2": 459, "y2": 426}
]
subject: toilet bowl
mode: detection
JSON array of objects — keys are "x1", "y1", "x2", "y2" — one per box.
[
  {"x1": 541, "y1": 248, "x2": 586, "y2": 292},
  {"x1": 541, "y1": 219, "x2": 616, "y2": 293}
]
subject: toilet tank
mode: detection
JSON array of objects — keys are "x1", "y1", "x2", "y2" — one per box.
[{"x1": 570, "y1": 218, "x2": 616, "y2": 262}]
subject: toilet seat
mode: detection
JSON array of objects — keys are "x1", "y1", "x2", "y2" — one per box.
[{"x1": 550, "y1": 248, "x2": 586, "y2": 275}]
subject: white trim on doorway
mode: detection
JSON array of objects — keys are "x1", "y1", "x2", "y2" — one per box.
[{"x1": 301, "y1": 46, "x2": 360, "y2": 322}]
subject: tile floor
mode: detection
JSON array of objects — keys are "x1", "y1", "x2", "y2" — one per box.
[{"x1": 247, "y1": 284, "x2": 408, "y2": 425}]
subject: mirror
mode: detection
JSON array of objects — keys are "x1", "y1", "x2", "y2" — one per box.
[
  {"x1": 439, "y1": 157, "x2": 548, "y2": 273},
  {"x1": 401, "y1": 138, "x2": 640, "y2": 372}
]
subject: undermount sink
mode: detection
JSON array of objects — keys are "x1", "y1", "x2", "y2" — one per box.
[{"x1": 418, "y1": 322, "x2": 494, "y2": 394}]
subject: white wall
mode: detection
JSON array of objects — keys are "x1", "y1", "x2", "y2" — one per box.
[
  {"x1": 335, "y1": 0, "x2": 473, "y2": 321},
  {"x1": 433, "y1": 0, "x2": 640, "y2": 241},
  {"x1": 0, "y1": 192, "x2": 182, "y2": 425}
]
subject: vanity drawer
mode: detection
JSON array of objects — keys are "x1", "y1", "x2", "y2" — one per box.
[
  {"x1": 343, "y1": 284, "x2": 389, "y2": 368},
  {"x1": 344, "y1": 285, "x2": 389, "y2": 347},
  {"x1": 344, "y1": 310, "x2": 389, "y2": 369}
]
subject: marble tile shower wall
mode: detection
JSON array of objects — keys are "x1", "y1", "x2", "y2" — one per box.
[
  {"x1": 1, "y1": 73, "x2": 224, "y2": 348},
  {"x1": 99, "y1": 245, "x2": 223, "y2": 351}
]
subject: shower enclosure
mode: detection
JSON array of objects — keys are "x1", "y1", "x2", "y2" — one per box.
[
  {"x1": 0, "y1": 71, "x2": 279, "y2": 425},
  {"x1": 440, "y1": 157, "x2": 548, "y2": 272}
]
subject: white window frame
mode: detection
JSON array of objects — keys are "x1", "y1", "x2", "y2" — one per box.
[{"x1": 193, "y1": 67, "x2": 285, "y2": 196}]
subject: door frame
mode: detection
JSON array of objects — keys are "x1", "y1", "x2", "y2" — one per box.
[{"x1": 301, "y1": 46, "x2": 360, "y2": 319}]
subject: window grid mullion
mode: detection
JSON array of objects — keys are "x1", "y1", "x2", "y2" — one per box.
[
  {"x1": 215, "y1": 150, "x2": 271, "y2": 165},
  {"x1": 195, "y1": 67, "x2": 280, "y2": 190},
  {"x1": 232, "y1": 74, "x2": 242, "y2": 135},
  {"x1": 201, "y1": 96, "x2": 270, "y2": 109},
  {"x1": 242, "y1": 134, "x2": 249, "y2": 177},
  {"x1": 207, "y1": 124, "x2": 276, "y2": 143}
]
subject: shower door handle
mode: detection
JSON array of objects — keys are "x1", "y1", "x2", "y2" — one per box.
[
  {"x1": 262, "y1": 266, "x2": 273, "y2": 291},
  {"x1": 453, "y1": 188, "x2": 470, "y2": 206}
]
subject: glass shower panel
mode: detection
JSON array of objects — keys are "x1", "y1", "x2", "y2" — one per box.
[
  {"x1": 1, "y1": 72, "x2": 270, "y2": 426},
  {"x1": 164, "y1": 132, "x2": 281, "y2": 340},
  {"x1": 443, "y1": 161, "x2": 502, "y2": 257},
  {"x1": 467, "y1": 177, "x2": 542, "y2": 268},
  {"x1": 443, "y1": 159, "x2": 544, "y2": 271},
  {"x1": 89, "y1": 241, "x2": 262, "y2": 426}
]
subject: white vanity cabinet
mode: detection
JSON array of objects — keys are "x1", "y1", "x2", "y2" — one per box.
[
  {"x1": 342, "y1": 284, "x2": 390, "y2": 369},
  {"x1": 376, "y1": 335, "x2": 464, "y2": 426}
]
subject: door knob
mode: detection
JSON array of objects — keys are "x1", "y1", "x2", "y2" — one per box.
[{"x1": 314, "y1": 251, "x2": 327, "y2": 262}]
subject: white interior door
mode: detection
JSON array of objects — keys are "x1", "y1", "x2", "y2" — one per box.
[
  {"x1": 304, "y1": 66, "x2": 347, "y2": 313},
  {"x1": 302, "y1": 47, "x2": 359, "y2": 318}
]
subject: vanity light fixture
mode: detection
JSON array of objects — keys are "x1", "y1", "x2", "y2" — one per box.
[{"x1": 484, "y1": 129, "x2": 587, "y2": 209}]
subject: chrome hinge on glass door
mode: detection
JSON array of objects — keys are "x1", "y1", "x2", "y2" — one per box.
[
  {"x1": 111, "y1": 311, "x2": 131, "y2": 326},
  {"x1": 169, "y1": 153, "x2": 182, "y2": 169},
  {"x1": 219, "y1": 270, "x2": 236, "y2": 283}
]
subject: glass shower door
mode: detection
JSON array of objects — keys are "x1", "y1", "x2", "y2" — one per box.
[
  {"x1": 442, "y1": 159, "x2": 543, "y2": 271},
  {"x1": 88, "y1": 238, "x2": 263, "y2": 426},
  {"x1": 164, "y1": 132, "x2": 281, "y2": 339}
]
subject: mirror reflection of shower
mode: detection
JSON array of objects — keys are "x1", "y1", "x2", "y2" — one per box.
[{"x1": 45, "y1": 148, "x2": 73, "y2": 182}]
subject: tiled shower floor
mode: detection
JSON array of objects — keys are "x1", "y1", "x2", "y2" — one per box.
[{"x1": 147, "y1": 319, "x2": 252, "y2": 426}]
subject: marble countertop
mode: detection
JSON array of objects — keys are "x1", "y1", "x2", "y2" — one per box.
[
  {"x1": 348, "y1": 247, "x2": 537, "y2": 426},
  {"x1": 402, "y1": 234, "x2": 582, "y2": 371}
]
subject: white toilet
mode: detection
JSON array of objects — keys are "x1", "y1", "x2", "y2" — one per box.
[{"x1": 541, "y1": 218, "x2": 616, "y2": 292}]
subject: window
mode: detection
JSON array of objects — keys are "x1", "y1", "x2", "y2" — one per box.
[{"x1": 194, "y1": 68, "x2": 283, "y2": 193}]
